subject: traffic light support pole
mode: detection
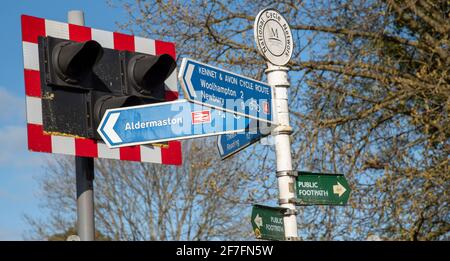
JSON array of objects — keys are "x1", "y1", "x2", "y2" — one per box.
[
  {"x1": 266, "y1": 63, "x2": 299, "y2": 240},
  {"x1": 69, "y1": 10, "x2": 96, "y2": 241},
  {"x1": 75, "y1": 156, "x2": 95, "y2": 241}
]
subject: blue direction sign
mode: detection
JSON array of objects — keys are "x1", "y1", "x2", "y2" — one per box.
[
  {"x1": 179, "y1": 58, "x2": 275, "y2": 124},
  {"x1": 97, "y1": 99, "x2": 252, "y2": 148},
  {"x1": 217, "y1": 120, "x2": 271, "y2": 160}
]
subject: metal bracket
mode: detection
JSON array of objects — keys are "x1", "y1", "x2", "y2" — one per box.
[
  {"x1": 265, "y1": 65, "x2": 289, "y2": 73},
  {"x1": 278, "y1": 197, "x2": 297, "y2": 205},
  {"x1": 276, "y1": 170, "x2": 298, "y2": 178},
  {"x1": 282, "y1": 208, "x2": 297, "y2": 216},
  {"x1": 272, "y1": 125, "x2": 293, "y2": 135}
]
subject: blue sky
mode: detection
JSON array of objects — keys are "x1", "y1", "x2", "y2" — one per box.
[{"x1": 0, "y1": 0, "x2": 130, "y2": 240}]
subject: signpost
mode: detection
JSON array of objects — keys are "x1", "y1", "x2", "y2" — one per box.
[
  {"x1": 179, "y1": 58, "x2": 275, "y2": 124},
  {"x1": 98, "y1": 99, "x2": 252, "y2": 148},
  {"x1": 20, "y1": 6, "x2": 353, "y2": 242},
  {"x1": 217, "y1": 131, "x2": 264, "y2": 160},
  {"x1": 217, "y1": 120, "x2": 270, "y2": 160},
  {"x1": 295, "y1": 172, "x2": 351, "y2": 205},
  {"x1": 251, "y1": 204, "x2": 286, "y2": 241},
  {"x1": 254, "y1": 8, "x2": 298, "y2": 240}
]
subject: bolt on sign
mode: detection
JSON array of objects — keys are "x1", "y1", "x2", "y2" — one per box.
[
  {"x1": 251, "y1": 204, "x2": 286, "y2": 241},
  {"x1": 295, "y1": 172, "x2": 351, "y2": 205},
  {"x1": 21, "y1": 15, "x2": 181, "y2": 165}
]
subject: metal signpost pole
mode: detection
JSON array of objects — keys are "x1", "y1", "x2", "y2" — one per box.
[
  {"x1": 266, "y1": 64, "x2": 298, "y2": 240},
  {"x1": 254, "y1": 9, "x2": 298, "y2": 240},
  {"x1": 69, "y1": 10, "x2": 95, "y2": 241}
]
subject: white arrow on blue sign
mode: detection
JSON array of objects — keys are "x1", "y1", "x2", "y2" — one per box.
[
  {"x1": 97, "y1": 99, "x2": 252, "y2": 148},
  {"x1": 179, "y1": 58, "x2": 275, "y2": 124},
  {"x1": 217, "y1": 120, "x2": 271, "y2": 160}
]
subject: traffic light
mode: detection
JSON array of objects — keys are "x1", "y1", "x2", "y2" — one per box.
[
  {"x1": 38, "y1": 36, "x2": 176, "y2": 140},
  {"x1": 43, "y1": 36, "x2": 103, "y2": 88}
]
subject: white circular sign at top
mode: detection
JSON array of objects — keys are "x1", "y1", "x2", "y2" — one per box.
[{"x1": 254, "y1": 9, "x2": 293, "y2": 66}]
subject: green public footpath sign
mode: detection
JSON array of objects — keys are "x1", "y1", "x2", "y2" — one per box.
[
  {"x1": 295, "y1": 172, "x2": 351, "y2": 205},
  {"x1": 251, "y1": 204, "x2": 286, "y2": 240}
]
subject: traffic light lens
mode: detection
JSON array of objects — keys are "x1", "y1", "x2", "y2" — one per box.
[
  {"x1": 131, "y1": 54, "x2": 176, "y2": 95},
  {"x1": 54, "y1": 40, "x2": 103, "y2": 83},
  {"x1": 94, "y1": 95, "x2": 141, "y2": 126}
]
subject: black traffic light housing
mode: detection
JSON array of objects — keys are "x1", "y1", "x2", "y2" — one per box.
[
  {"x1": 123, "y1": 52, "x2": 176, "y2": 99},
  {"x1": 38, "y1": 36, "x2": 176, "y2": 140},
  {"x1": 45, "y1": 37, "x2": 103, "y2": 88}
]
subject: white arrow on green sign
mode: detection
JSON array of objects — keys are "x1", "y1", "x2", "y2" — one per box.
[
  {"x1": 295, "y1": 171, "x2": 351, "y2": 205},
  {"x1": 251, "y1": 204, "x2": 286, "y2": 241}
]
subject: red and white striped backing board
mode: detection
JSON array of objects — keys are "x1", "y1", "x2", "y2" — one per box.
[{"x1": 21, "y1": 15, "x2": 182, "y2": 165}]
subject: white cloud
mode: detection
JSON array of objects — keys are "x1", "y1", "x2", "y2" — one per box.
[
  {"x1": 0, "y1": 87, "x2": 46, "y2": 168},
  {"x1": 0, "y1": 125, "x2": 27, "y2": 163},
  {"x1": 0, "y1": 125, "x2": 46, "y2": 168},
  {"x1": 0, "y1": 87, "x2": 26, "y2": 126}
]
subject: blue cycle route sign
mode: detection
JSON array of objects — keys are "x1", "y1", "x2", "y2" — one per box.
[
  {"x1": 97, "y1": 99, "x2": 252, "y2": 148},
  {"x1": 217, "y1": 120, "x2": 271, "y2": 160},
  {"x1": 178, "y1": 58, "x2": 275, "y2": 124}
]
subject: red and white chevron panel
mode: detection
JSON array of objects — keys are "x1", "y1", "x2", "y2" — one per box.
[{"x1": 21, "y1": 15, "x2": 182, "y2": 165}]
